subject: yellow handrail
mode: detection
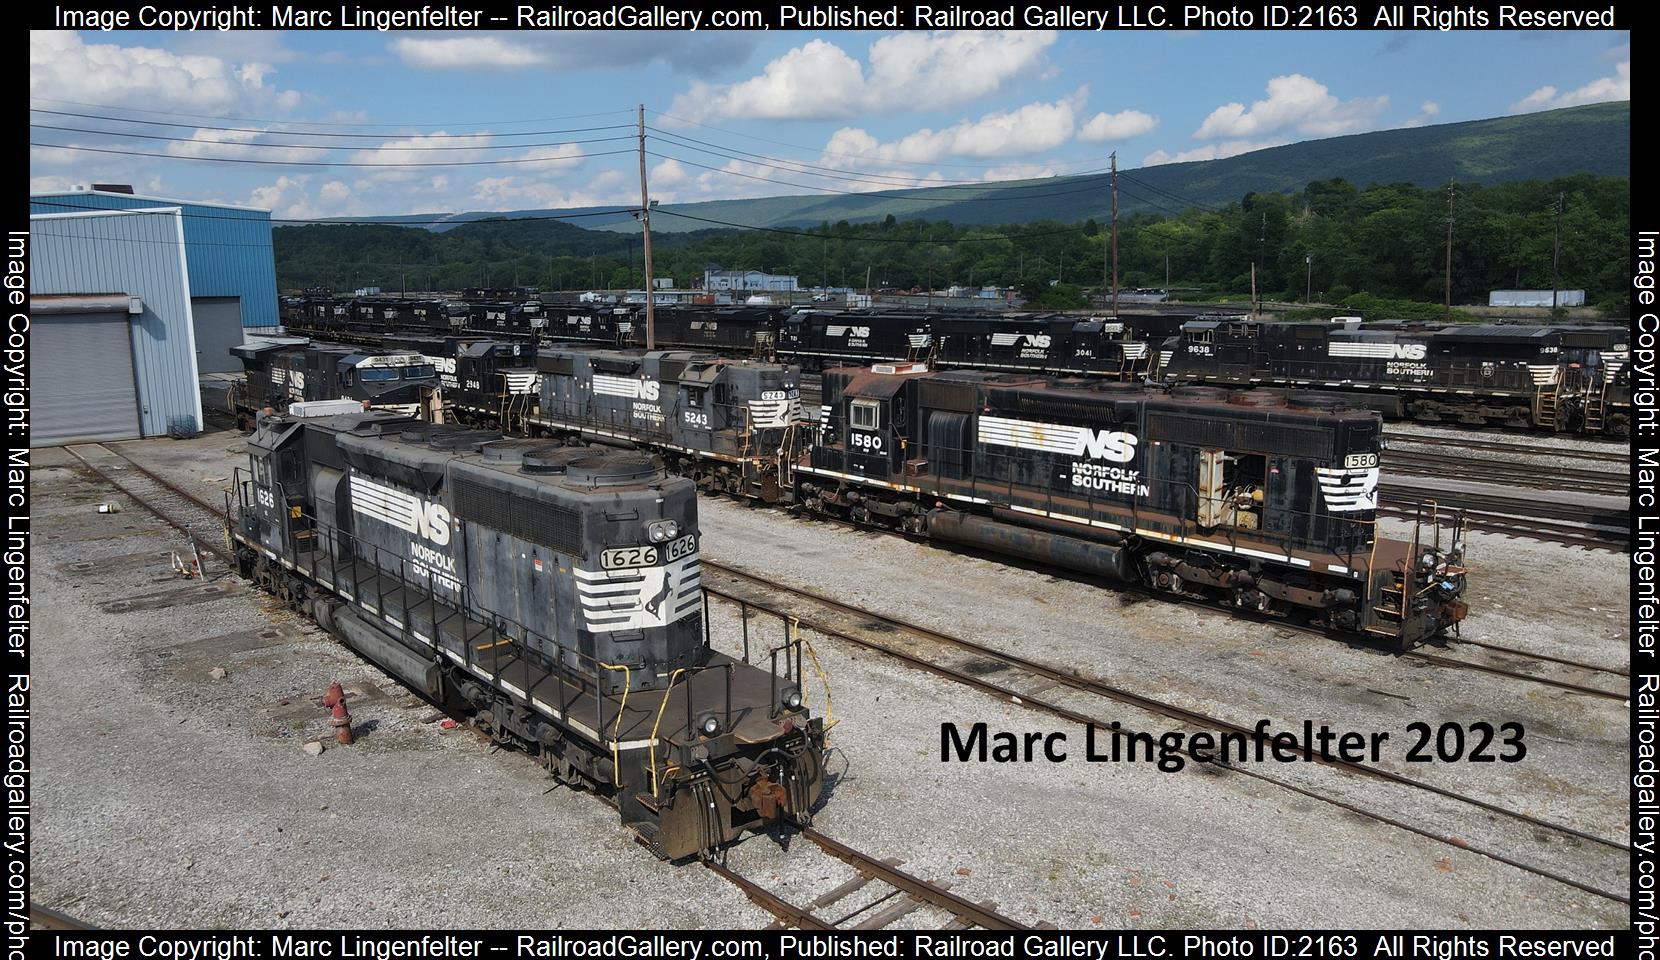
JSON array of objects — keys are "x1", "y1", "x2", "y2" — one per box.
[
  {"x1": 647, "y1": 667, "x2": 686, "y2": 798},
  {"x1": 596, "y1": 662, "x2": 631, "y2": 787},
  {"x1": 792, "y1": 617, "x2": 836, "y2": 743}
]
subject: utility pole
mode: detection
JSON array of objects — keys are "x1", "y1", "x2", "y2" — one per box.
[
  {"x1": 1305, "y1": 253, "x2": 1312, "y2": 303},
  {"x1": 1444, "y1": 179, "x2": 1456, "y2": 320},
  {"x1": 1552, "y1": 191, "x2": 1564, "y2": 312},
  {"x1": 637, "y1": 103, "x2": 657, "y2": 349},
  {"x1": 1109, "y1": 151, "x2": 1119, "y2": 316},
  {"x1": 1164, "y1": 253, "x2": 1170, "y2": 292}
]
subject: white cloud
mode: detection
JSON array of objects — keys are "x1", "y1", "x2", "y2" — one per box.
[
  {"x1": 392, "y1": 32, "x2": 760, "y2": 78},
  {"x1": 319, "y1": 181, "x2": 351, "y2": 202},
  {"x1": 864, "y1": 32, "x2": 1057, "y2": 111},
  {"x1": 28, "y1": 31, "x2": 300, "y2": 114},
  {"x1": 390, "y1": 36, "x2": 547, "y2": 70},
  {"x1": 1078, "y1": 109, "x2": 1159, "y2": 142},
  {"x1": 471, "y1": 169, "x2": 629, "y2": 210},
  {"x1": 163, "y1": 127, "x2": 319, "y2": 163},
  {"x1": 1194, "y1": 74, "x2": 1389, "y2": 140},
  {"x1": 1142, "y1": 140, "x2": 1286, "y2": 166},
  {"x1": 1400, "y1": 101, "x2": 1442, "y2": 129},
  {"x1": 819, "y1": 94, "x2": 1084, "y2": 170},
  {"x1": 1513, "y1": 61, "x2": 1629, "y2": 113},
  {"x1": 667, "y1": 32, "x2": 1055, "y2": 123}
]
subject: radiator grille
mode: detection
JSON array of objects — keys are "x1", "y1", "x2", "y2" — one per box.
[
  {"x1": 452, "y1": 478, "x2": 584, "y2": 557},
  {"x1": 918, "y1": 378, "x2": 977, "y2": 413},
  {"x1": 1146, "y1": 413, "x2": 1332, "y2": 460}
]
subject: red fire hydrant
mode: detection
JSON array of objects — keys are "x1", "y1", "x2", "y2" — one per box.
[
  {"x1": 330, "y1": 699, "x2": 354, "y2": 745},
  {"x1": 323, "y1": 682, "x2": 345, "y2": 708}
]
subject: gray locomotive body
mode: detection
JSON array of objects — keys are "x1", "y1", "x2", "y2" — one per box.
[{"x1": 231, "y1": 411, "x2": 825, "y2": 858}]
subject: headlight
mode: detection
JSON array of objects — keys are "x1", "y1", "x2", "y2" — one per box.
[
  {"x1": 647, "y1": 519, "x2": 679, "y2": 543},
  {"x1": 783, "y1": 688, "x2": 802, "y2": 710},
  {"x1": 699, "y1": 714, "x2": 721, "y2": 737}
]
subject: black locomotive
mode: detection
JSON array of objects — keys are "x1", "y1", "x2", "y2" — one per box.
[
  {"x1": 441, "y1": 344, "x2": 803, "y2": 503},
  {"x1": 231, "y1": 410, "x2": 826, "y2": 858},
  {"x1": 795, "y1": 367, "x2": 1466, "y2": 649},
  {"x1": 223, "y1": 341, "x2": 440, "y2": 424},
  {"x1": 1161, "y1": 318, "x2": 1630, "y2": 435}
]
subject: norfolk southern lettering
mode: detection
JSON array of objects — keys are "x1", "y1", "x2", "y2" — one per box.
[{"x1": 941, "y1": 721, "x2": 1390, "y2": 772}]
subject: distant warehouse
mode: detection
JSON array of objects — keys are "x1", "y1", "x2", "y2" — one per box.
[
  {"x1": 28, "y1": 205, "x2": 208, "y2": 446},
  {"x1": 30, "y1": 185, "x2": 280, "y2": 364},
  {"x1": 1488, "y1": 289, "x2": 1586, "y2": 307}
]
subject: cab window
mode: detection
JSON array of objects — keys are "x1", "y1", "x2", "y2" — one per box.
[
  {"x1": 850, "y1": 399, "x2": 881, "y2": 430},
  {"x1": 360, "y1": 367, "x2": 398, "y2": 381}
]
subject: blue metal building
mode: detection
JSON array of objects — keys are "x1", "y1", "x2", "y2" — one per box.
[
  {"x1": 29, "y1": 207, "x2": 204, "y2": 445},
  {"x1": 29, "y1": 188, "x2": 279, "y2": 355}
]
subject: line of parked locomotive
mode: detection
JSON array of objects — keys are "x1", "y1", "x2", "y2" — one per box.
[
  {"x1": 280, "y1": 293, "x2": 1629, "y2": 436},
  {"x1": 224, "y1": 334, "x2": 1470, "y2": 651}
]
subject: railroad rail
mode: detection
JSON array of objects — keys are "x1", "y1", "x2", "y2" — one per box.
[
  {"x1": 29, "y1": 904, "x2": 91, "y2": 930},
  {"x1": 1383, "y1": 450, "x2": 1626, "y2": 497},
  {"x1": 1383, "y1": 432, "x2": 1630, "y2": 463},
  {"x1": 699, "y1": 560, "x2": 1628, "y2": 906},
  {"x1": 708, "y1": 831, "x2": 1029, "y2": 930},
  {"x1": 1455, "y1": 639, "x2": 1628, "y2": 678},
  {"x1": 63, "y1": 443, "x2": 236, "y2": 569},
  {"x1": 1376, "y1": 502, "x2": 1626, "y2": 552}
]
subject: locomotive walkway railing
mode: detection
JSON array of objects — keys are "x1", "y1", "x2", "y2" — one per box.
[{"x1": 230, "y1": 471, "x2": 808, "y2": 782}]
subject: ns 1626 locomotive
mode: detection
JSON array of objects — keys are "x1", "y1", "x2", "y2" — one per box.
[
  {"x1": 231, "y1": 411, "x2": 826, "y2": 858},
  {"x1": 796, "y1": 367, "x2": 1468, "y2": 649}
]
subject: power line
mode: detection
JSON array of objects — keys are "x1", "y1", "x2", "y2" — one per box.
[
  {"x1": 648, "y1": 151, "x2": 1116, "y2": 205},
  {"x1": 650, "y1": 108, "x2": 1112, "y2": 174},
  {"x1": 31, "y1": 141, "x2": 638, "y2": 168},
  {"x1": 29, "y1": 96, "x2": 635, "y2": 130},
  {"x1": 31, "y1": 197, "x2": 639, "y2": 226},
  {"x1": 1118, "y1": 172, "x2": 1222, "y2": 213},
  {"x1": 31, "y1": 108, "x2": 635, "y2": 141},
  {"x1": 654, "y1": 209, "x2": 1088, "y2": 244},
  {"x1": 31, "y1": 123, "x2": 636, "y2": 152},
  {"x1": 648, "y1": 126, "x2": 1099, "y2": 189}
]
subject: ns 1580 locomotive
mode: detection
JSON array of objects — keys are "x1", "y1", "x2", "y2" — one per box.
[
  {"x1": 231, "y1": 411, "x2": 827, "y2": 858},
  {"x1": 1161, "y1": 318, "x2": 1630, "y2": 435},
  {"x1": 798, "y1": 368, "x2": 1468, "y2": 649}
]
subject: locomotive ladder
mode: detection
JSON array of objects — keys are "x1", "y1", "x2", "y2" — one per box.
[
  {"x1": 1534, "y1": 385, "x2": 1559, "y2": 430},
  {"x1": 1584, "y1": 384, "x2": 1608, "y2": 433}
]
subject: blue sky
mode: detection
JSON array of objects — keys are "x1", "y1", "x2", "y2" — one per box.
[{"x1": 29, "y1": 28, "x2": 1629, "y2": 219}]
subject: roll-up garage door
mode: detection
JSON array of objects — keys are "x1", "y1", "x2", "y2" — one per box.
[{"x1": 35, "y1": 312, "x2": 142, "y2": 445}]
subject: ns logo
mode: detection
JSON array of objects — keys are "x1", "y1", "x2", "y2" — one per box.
[
  {"x1": 1075, "y1": 429, "x2": 1138, "y2": 463},
  {"x1": 1387, "y1": 343, "x2": 1427, "y2": 360}
]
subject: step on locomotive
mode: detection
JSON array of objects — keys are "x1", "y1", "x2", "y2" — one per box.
[{"x1": 229, "y1": 410, "x2": 827, "y2": 858}]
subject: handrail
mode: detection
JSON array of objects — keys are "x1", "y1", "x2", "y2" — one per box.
[
  {"x1": 647, "y1": 667, "x2": 687, "y2": 797},
  {"x1": 596, "y1": 662, "x2": 631, "y2": 787}
]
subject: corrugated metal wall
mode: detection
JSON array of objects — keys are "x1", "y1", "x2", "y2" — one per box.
[
  {"x1": 29, "y1": 191, "x2": 278, "y2": 329},
  {"x1": 29, "y1": 208, "x2": 204, "y2": 437}
]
